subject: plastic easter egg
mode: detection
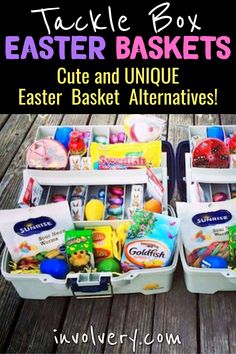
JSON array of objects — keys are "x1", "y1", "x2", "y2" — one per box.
[
  {"x1": 54, "y1": 127, "x2": 73, "y2": 150},
  {"x1": 106, "y1": 215, "x2": 121, "y2": 220},
  {"x1": 212, "y1": 192, "x2": 228, "y2": 202},
  {"x1": 40, "y1": 259, "x2": 69, "y2": 279},
  {"x1": 94, "y1": 135, "x2": 107, "y2": 144},
  {"x1": 144, "y1": 199, "x2": 162, "y2": 213},
  {"x1": 200, "y1": 256, "x2": 228, "y2": 269},
  {"x1": 192, "y1": 138, "x2": 230, "y2": 168},
  {"x1": 85, "y1": 199, "x2": 104, "y2": 220},
  {"x1": 107, "y1": 204, "x2": 123, "y2": 216},
  {"x1": 117, "y1": 132, "x2": 126, "y2": 143},
  {"x1": 110, "y1": 134, "x2": 119, "y2": 144},
  {"x1": 109, "y1": 186, "x2": 124, "y2": 196},
  {"x1": 108, "y1": 196, "x2": 123, "y2": 205},
  {"x1": 97, "y1": 258, "x2": 121, "y2": 273}
]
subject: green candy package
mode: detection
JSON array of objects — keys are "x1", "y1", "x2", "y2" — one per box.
[
  {"x1": 229, "y1": 225, "x2": 236, "y2": 269},
  {"x1": 65, "y1": 229, "x2": 94, "y2": 272}
]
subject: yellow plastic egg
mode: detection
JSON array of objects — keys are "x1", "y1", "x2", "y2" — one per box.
[{"x1": 85, "y1": 199, "x2": 104, "y2": 221}]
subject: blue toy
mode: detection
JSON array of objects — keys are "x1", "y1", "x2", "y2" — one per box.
[
  {"x1": 200, "y1": 255, "x2": 228, "y2": 269},
  {"x1": 40, "y1": 259, "x2": 69, "y2": 279},
  {"x1": 206, "y1": 126, "x2": 224, "y2": 142}
]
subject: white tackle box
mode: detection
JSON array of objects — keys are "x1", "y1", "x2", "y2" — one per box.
[
  {"x1": 176, "y1": 127, "x2": 236, "y2": 294},
  {"x1": 1, "y1": 125, "x2": 179, "y2": 299}
]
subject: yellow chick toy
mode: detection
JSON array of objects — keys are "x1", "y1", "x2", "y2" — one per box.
[{"x1": 69, "y1": 250, "x2": 90, "y2": 271}]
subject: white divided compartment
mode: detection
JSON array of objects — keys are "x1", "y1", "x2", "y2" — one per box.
[
  {"x1": 105, "y1": 185, "x2": 126, "y2": 220},
  {"x1": 84, "y1": 185, "x2": 107, "y2": 220},
  {"x1": 109, "y1": 125, "x2": 127, "y2": 144},
  {"x1": 91, "y1": 126, "x2": 110, "y2": 145},
  {"x1": 211, "y1": 183, "x2": 231, "y2": 202},
  {"x1": 35, "y1": 126, "x2": 58, "y2": 140},
  {"x1": 46, "y1": 186, "x2": 70, "y2": 204}
]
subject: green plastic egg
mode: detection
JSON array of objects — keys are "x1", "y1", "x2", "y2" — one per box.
[{"x1": 97, "y1": 258, "x2": 121, "y2": 273}]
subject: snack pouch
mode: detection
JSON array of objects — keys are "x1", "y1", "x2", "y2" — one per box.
[
  {"x1": 176, "y1": 200, "x2": 236, "y2": 267},
  {"x1": 0, "y1": 202, "x2": 74, "y2": 262},
  {"x1": 229, "y1": 225, "x2": 236, "y2": 268},
  {"x1": 121, "y1": 209, "x2": 180, "y2": 272},
  {"x1": 90, "y1": 141, "x2": 162, "y2": 170}
]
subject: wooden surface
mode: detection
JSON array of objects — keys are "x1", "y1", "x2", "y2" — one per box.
[{"x1": 0, "y1": 114, "x2": 236, "y2": 354}]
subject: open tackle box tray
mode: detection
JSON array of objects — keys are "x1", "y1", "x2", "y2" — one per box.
[
  {"x1": 1, "y1": 124, "x2": 178, "y2": 299},
  {"x1": 176, "y1": 137, "x2": 236, "y2": 294}
]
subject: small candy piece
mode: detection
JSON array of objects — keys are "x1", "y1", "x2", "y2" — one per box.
[
  {"x1": 97, "y1": 258, "x2": 121, "y2": 273},
  {"x1": 107, "y1": 205, "x2": 123, "y2": 216},
  {"x1": 110, "y1": 134, "x2": 119, "y2": 144},
  {"x1": 200, "y1": 255, "x2": 228, "y2": 269},
  {"x1": 108, "y1": 196, "x2": 123, "y2": 205},
  {"x1": 51, "y1": 194, "x2": 67, "y2": 203},
  {"x1": 98, "y1": 188, "x2": 106, "y2": 199},
  {"x1": 212, "y1": 192, "x2": 228, "y2": 202},
  {"x1": 109, "y1": 186, "x2": 124, "y2": 196},
  {"x1": 94, "y1": 135, "x2": 108, "y2": 144},
  {"x1": 40, "y1": 259, "x2": 69, "y2": 279},
  {"x1": 117, "y1": 132, "x2": 126, "y2": 143}
]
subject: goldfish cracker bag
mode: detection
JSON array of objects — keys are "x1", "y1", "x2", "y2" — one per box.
[
  {"x1": 90, "y1": 141, "x2": 162, "y2": 170},
  {"x1": 176, "y1": 200, "x2": 236, "y2": 267},
  {"x1": 121, "y1": 209, "x2": 180, "y2": 272}
]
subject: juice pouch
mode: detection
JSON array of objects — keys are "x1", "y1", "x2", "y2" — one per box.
[
  {"x1": 65, "y1": 229, "x2": 94, "y2": 272},
  {"x1": 90, "y1": 141, "x2": 162, "y2": 170},
  {"x1": 121, "y1": 209, "x2": 180, "y2": 272},
  {"x1": 176, "y1": 200, "x2": 236, "y2": 267}
]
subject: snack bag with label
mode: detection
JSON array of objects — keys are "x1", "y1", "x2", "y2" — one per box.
[
  {"x1": 121, "y1": 209, "x2": 180, "y2": 272},
  {"x1": 0, "y1": 202, "x2": 74, "y2": 262},
  {"x1": 176, "y1": 200, "x2": 236, "y2": 267}
]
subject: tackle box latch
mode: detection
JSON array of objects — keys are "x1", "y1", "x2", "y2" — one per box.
[{"x1": 67, "y1": 274, "x2": 113, "y2": 298}]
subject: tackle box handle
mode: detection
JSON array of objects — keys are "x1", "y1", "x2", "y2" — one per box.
[
  {"x1": 162, "y1": 140, "x2": 176, "y2": 203},
  {"x1": 175, "y1": 140, "x2": 190, "y2": 202},
  {"x1": 67, "y1": 275, "x2": 113, "y2": 298}
]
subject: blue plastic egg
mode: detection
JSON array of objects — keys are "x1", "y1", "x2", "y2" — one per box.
[
  {"x1": 40, "y1": 259, "x2": 69, "y2": 279},
  {"x1": 200, "y1": 256, "x2": 228, "y2": 269},
  {"x1": 54, "y1": 127, "x2": 73, "y2": 150}
]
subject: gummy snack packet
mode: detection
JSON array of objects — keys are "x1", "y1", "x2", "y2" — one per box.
[
  {"x1": 176, "y1": 199, "x2": 236, "y2": 267},
  {"x1": 90, "y1": 140, "x2": 162, "y2": 170},
  {"x1": 0, "y1": 202, "x2": 74, "y2": 262}
]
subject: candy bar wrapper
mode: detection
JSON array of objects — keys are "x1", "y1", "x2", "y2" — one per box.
[
  {"x1": 18, "y1": 176, "x2": 43, "y2": 207},
  {"x1": 121, "y1": 209, "x2": 180, "y2": 272},
  {"x1": 0, "y1": 202, "x2": 74, "y2": 262},
  {"x1": 176, "y1": 200, "x2": 236, "y2": 267}
]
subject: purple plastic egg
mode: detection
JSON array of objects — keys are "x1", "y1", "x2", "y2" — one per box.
[
  {"x1": 110, "y1": 134, "x2": 119, "y2": 144},
  {"x1": 117, "y1": 132, "x2": 126, "y2": 143},
  {"x1": 108, "y1": 196, "x2": 123, "y2": 205}
]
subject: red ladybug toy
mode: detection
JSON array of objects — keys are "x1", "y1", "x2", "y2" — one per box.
[{"x1": 192, "y1": 138, "x2": 230, "y2": 168}]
